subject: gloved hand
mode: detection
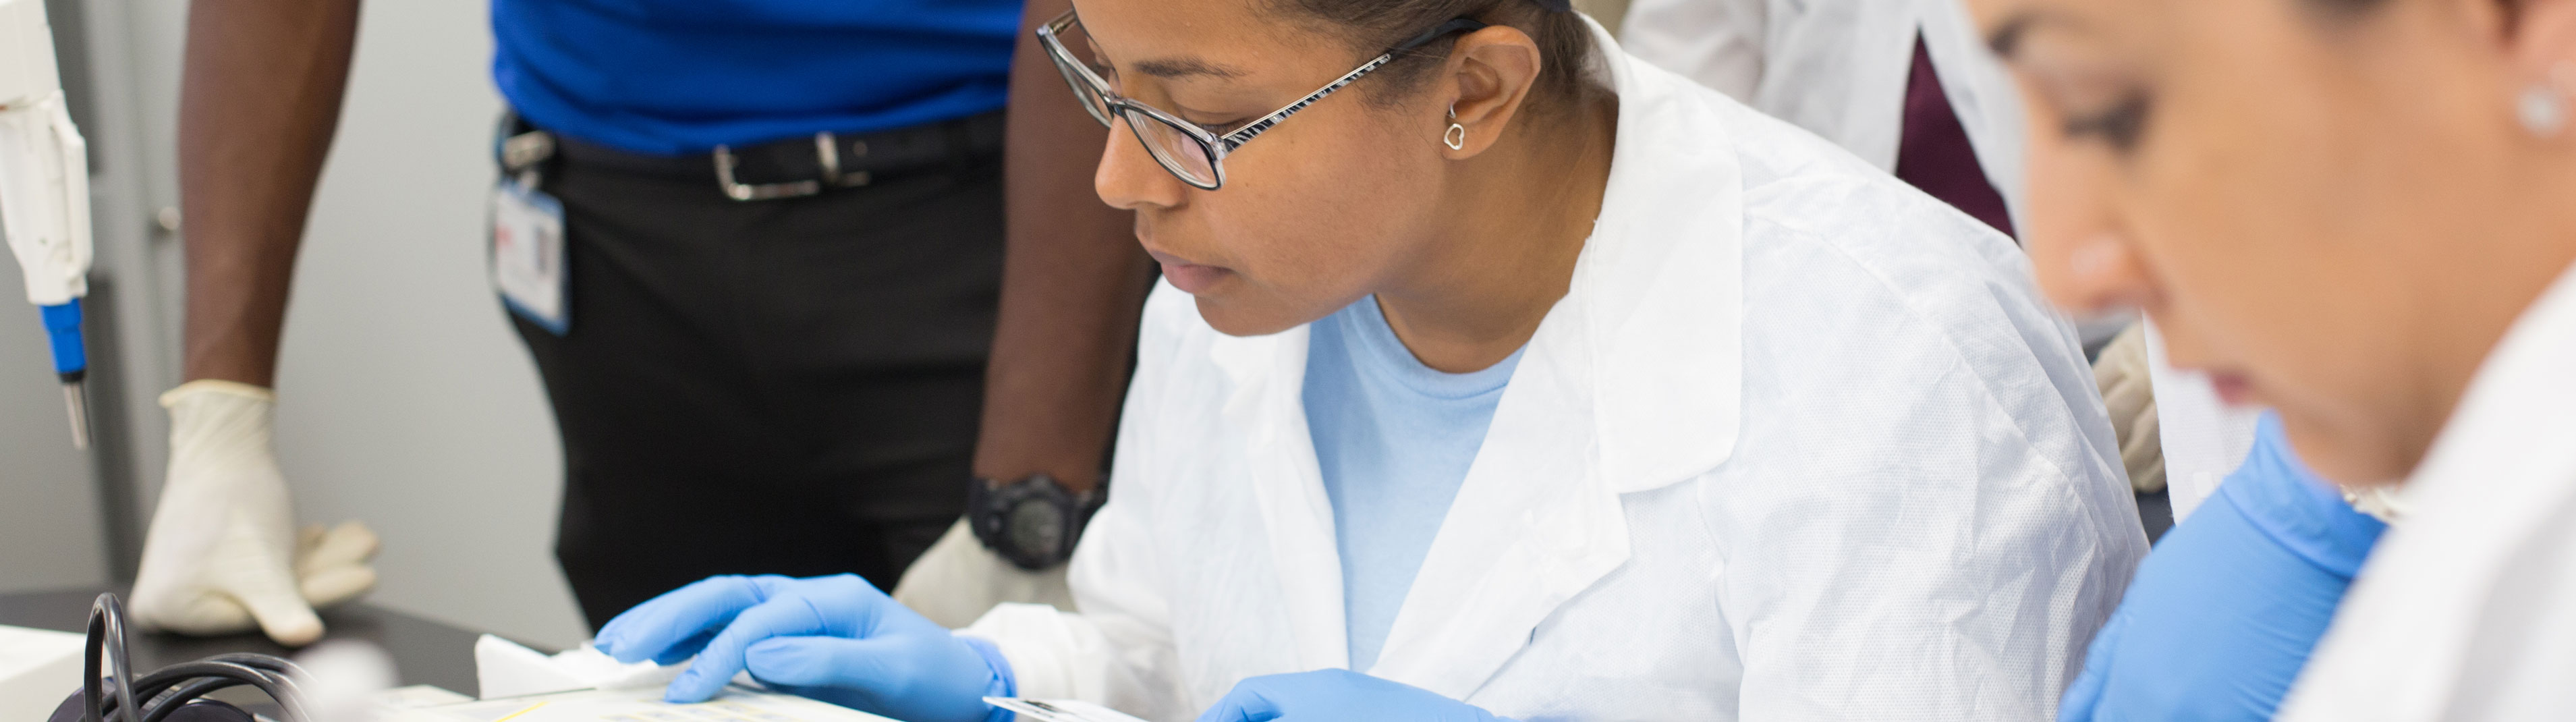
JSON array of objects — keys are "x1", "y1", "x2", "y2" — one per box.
[
  {"x1": 2092, "y1": 322, "x2": 2164, "y2": 492},
  {"x1": 891, "y1": 518, "x2": 1075, "y2": 629},
  {"x1": 1196, "y1": 669, "x2": 1515, "y2": 722},
  {"x1": 592, "y1": 574, "x2": 1010, "y2": 722},
  {"x1": 130, "y1": 380, "x2": 379, "y2": 646},
  {"x1": 2058, "y1": 413, "x2": 2385, "y2": 721}
]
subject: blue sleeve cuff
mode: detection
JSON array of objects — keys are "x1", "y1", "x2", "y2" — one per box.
[
  {"x1": 958, "y1": 636, "x2": 1015, "y2": 722},
  {"x1": 2217, "y1": 413, "x2": 2388, "y2": 578}
]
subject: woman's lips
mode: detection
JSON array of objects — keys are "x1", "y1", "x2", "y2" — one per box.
[
  {"x1": 2208, "y1": 371, "x2": 2256, "y2": 406},
  {"x1": 1147, "y1": 250, "x2": 1233, "y2": 294}
]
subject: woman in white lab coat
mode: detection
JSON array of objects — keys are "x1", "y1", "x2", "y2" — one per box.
[
  {"x1": 978, "y1": 3, "x2": 2149, "y2": 718},
  {"x1": 590, "y1": 1, "x2": 2142, "y2": 720},
  {"x1": 1961, "y1": 0, "x2": 2576, "y2": 718}
]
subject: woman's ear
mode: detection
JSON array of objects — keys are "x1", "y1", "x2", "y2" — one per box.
[
  {"x1": 2512, "y1": 0, "x2": 2576, "y2": 84},
  {"x1": 1441, "y1": 26, "x2": 1544, "y2": 157},
  {"x1": 2496, "y1": 0, "x2": 2576, "y2": 138}
]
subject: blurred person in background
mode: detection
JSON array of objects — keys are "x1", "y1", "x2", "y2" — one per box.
[{"x1": 131, "y1": 0, "x2": 1148, "y2": 644}]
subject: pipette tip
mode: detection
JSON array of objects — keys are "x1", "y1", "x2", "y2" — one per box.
[{"x1": 63, "y1": 380, "x2": 89, "y2": 449}]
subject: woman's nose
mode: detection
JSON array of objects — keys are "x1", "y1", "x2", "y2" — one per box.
[
  {"x1": 1096, "y1": 117, "x2": 1187, "y2": 211},
  {"x1": 2039, "y1": 230, "x2": 2157, "y2": 317},
  {"x1": 2021, "y1": 140, "x2": 2158, "y2": 318}
]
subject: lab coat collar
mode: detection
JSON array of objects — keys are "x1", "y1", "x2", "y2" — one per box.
[{"x1": 1202, "y1": 16, "x2": 1745, "y2": 697}]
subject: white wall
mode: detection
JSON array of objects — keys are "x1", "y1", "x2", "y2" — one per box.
[
  {"x1": 0, "y1": 266, "x2": 109, "y2": 594},
  {"x1": 1, "y1": 0, "x2": 111, "y2": 596},
  {"x1": 264, "y1": 0, "x2": 589, "y2": 649}
]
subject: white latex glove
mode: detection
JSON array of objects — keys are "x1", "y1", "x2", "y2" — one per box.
[
  {"x1": 2093, "y1": 323, "x2": 2166, "y2": 493},
  {"x1": 130, "y1": 380, "x2": 379, "y2": 646},
  {"x1": 891, "y1": 518, "x2": 1074, "y2": 628}
]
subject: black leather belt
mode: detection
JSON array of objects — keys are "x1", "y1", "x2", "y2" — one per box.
[{"x1": 497, "y1": 110, "x2": 1006, "y2": 200}]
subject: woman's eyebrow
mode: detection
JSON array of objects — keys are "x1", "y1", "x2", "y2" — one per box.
[
  {"x1": 1132, "y1": 57, "x2": 1246, "y2": 79},
  {"x1": 1986, "y1": 9, "x2": 2071, "y2": 59}
]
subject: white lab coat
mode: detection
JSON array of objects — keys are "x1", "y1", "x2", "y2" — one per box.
[
  {"x1": 2276, "y1": 261, "x2": 2576, "y2": 721},
  {"x1": 963, "y1": 22, "x2": 2145, "y2": 722},
  {"x1": 1620, "y1": 1, "x2": 2223, "y2": 503},
  {"x1": 1616, "y1": 0, "x2": 2027, "y2": 232},
  {"x1": 2139, "y1": 321, "x2": 2262, "y2": 522}
]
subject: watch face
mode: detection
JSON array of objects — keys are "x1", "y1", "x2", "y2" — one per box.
[{"x1": 1005, "y1": 497, "x2": 1067, "y2": 559}]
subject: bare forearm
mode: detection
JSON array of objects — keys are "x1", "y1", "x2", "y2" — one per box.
[
  {"x1": 179, "y1": 0, "x2": 362, "y2": 386},
  {"x1": 974, "y1": 0, "x2": 1153, "y2": 493}
]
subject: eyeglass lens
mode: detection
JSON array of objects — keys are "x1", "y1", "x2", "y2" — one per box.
[
  {"x1": 1049, "y1": 16, "x2": 1225, "y2": 188},
  {"x1": 1048, "y1": 20, "x2": 1117, "y2": 127},
  {"x1": 1125, "y1": 113, "x2": 1220, "y2": 187}
]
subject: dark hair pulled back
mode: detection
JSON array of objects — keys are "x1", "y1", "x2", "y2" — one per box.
[{"x1": 1268, "y1": 0, "x2": 1601, "y2": 117}]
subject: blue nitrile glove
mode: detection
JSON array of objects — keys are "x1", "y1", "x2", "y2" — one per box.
[
  {"x1": 2059, "y1": 413, "x2": 2386, "y2": 721},
  {"x1": 1196, "y1": 669, "x2": 1517, "y2": 722},
  {"x1": 591, "y1": 574, "x2": 1011, "y2": 722}
]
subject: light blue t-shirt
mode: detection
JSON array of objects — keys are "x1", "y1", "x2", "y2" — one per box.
[{"x1": 1301, "y1": 298, "x2": 1524, "y2": 671}]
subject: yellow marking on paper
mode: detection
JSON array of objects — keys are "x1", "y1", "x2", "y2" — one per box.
[{"x1": 492, "y1": 700, "x2": 552, "y2": 722}]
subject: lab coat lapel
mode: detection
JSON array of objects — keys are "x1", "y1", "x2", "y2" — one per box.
[
  {"x1": 1367, "y1": 20, "x2": 1746, "y2": 698},
  {"x1": 1209, "y1": 327, "x2": 1352, "y2": 673},
  {"x1": 1364, "y1": 302, "x2": 1626, "y2": 698}
]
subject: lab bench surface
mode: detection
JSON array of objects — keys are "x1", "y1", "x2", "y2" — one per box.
[{"x1": 0, "y1": 586, "x2": 488, "y2": 695}]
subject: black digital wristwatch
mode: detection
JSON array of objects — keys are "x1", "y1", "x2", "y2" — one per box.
[{"x1": 968, "y1": 473, "x2": 1105, "y2": 571}]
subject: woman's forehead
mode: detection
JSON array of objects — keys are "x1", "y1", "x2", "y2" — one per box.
[
  {"x1": 1970, "y1": 0, "x2": 2153, "y2": 54},
  {"x1": 1980, "y1": 0, "x2": 2203, "y2": 84},
  {"x1": 1073, "y1": 0, "x2": 1341, "y2": 84}
]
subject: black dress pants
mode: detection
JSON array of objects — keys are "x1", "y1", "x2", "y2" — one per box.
[{"x1": 504, "y1": 129, "x2": 1003, "y2": 629}]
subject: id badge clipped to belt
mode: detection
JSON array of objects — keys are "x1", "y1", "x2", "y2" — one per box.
[{"x1": 492, "y1": 123, "x2": 569, "y2": 335}]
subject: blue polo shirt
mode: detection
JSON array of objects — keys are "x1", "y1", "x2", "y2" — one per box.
[{"x1": 492, "y1": 0, "x2": 1023, "y2": 155}]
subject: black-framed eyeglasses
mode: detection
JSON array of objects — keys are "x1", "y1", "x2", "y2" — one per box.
[{"x1": 1038, "y1": 11, "x2": 1488, "y2": 190}]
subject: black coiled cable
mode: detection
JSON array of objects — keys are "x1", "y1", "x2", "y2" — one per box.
[{"x1": 77, "y1": 594, "x2": 311, "y2": 722}]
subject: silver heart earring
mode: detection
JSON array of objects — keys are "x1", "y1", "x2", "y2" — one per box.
[
  {"x1": 2518, "y1": 61, "x2": 2576, "y2": 138},
  {"x1": 1444, "y1": 104, "x2": 1467, "y2": 150}
]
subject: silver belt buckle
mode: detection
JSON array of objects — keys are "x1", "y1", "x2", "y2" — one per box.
[
  {"x1": 713, "y1": 132, "x2": 872, "y2": 201},
  {"x1": 501, "y1": 130, "x2": 555, "y2": 172}
]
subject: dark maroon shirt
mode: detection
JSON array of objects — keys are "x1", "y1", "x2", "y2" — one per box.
[{"x1": 1893, "y1": 36, "x2": 2017, "y2": 241}]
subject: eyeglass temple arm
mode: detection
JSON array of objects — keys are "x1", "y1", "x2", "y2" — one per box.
[{"x1": 1216, "y1": 18, "x2": 1492, "y2": 151}]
